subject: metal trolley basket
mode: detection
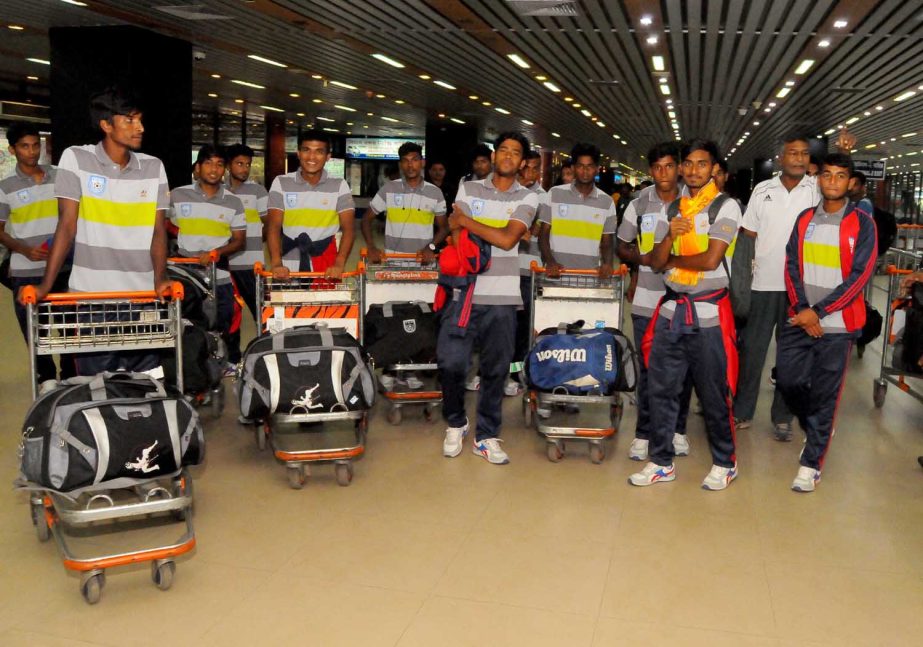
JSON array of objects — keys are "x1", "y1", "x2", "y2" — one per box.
[
  {"x1": 360, "y1": 250, "x2": 441, "y2": 425},
  {"x1": 873, "y1": 248, "x2": 923, "y2": 408},
  {"x1": 252, "y1": 263, "x2": 368, "y2": 489},
  {"x1": 18, "y1": 283, "x2": 195, "y2": 604},
  {"x1": 523, "y1": 263, "x2": 629, "y2": 464}
]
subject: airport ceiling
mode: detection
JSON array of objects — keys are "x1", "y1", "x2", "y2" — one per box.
[{"x1": 1, "y1": 0, "x2": 922, "y2": 176}]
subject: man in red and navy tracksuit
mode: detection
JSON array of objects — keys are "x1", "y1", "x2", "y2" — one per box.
[{"x1": 776, "y1": 153, "x2": 877, "y2": 492}]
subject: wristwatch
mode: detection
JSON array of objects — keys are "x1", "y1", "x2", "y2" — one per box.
[{"x1": 427, "y1": 243, "x2": 437, "y2": 252}]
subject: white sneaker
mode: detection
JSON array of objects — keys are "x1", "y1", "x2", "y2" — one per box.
[
  {"x1": 791, "y1": 465, "x2": 821, "y2": 492},
  {"x1": 628, "y1": 461, "x2": 675, "y2": 486},
  {"x1": 472, "y1": 437, "x2": 509, "y2": 464},
  {"x1": 443, "y1": 420, "x2": 468, "y2": 458},
  {"x1": 379, "y1": 374, "x2": 396, "y2": 391},
  {"x1": 673, "y1": 434, "x2": 690, "y2": 456},
  {"x1": 504, "y1": 379, "x2": 523, "y2": 397},
  {"x1": 38, "y1": 379, "x2": 58, "y2": 395},
  {"x1": 465, "y1": 375, "x2": 480, "y2": 391},
  {"x1": 701, "y1": 464, "x2": 738, "y2": 491},
  {"x1": 404, "y1": 375, "x2": 424, "y2": 390},
  {"x1": 628, "y1": 438, "x2": 649, "y2": 461}
]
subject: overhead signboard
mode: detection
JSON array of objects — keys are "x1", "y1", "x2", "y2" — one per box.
[
  {"x1": 853, "y1": 158, "x2": 887, "y2": 181},
  {"x1": 345, "y1": 137, "x2": 425, "y2": 160}
]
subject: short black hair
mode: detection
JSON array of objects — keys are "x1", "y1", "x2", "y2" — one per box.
[
  {"x1": 427, "y1": 159, "x2": 446, "y2": 168},
  {"x1": 560, "y1": 159, "x2": 573, "y2": 169},
  {"x1": 850, "y1": 170, "x2": 867, "y2": 186},
  {"x1": 681, "y1": 139, "x2": 721, "y2": 164},
  {"x1": 639, "y1": 180, "x2": 654, "y2": 189},
  {"x1": 822, "y1": 152, "x2": 854, "y2": 176},
  {"x1": 471, "y1": 143, "x2": 492, "y2": 161},
  {"x1": 809, "y1": 155, "x2": 821, "y2": 167},
  {"x1": 398, "y1": 141, "x2": 423, "y2": 159},
  {"x1": 225, "y1": 143, "x2": 255, "y2": 161},
  {"x1": 781, "y1": 132, "x2": 811, "y2": 147},
  {"x1": 298, "y1": 129, "x2": 332, "y2": 152},
  {"x1": 494, "y1": 131, "x2": 529, "y2": 156},
  {"x1": 6, "y1": 123, "x2": 40, "y2": 146},
  {"x1": 717, "y1": 159, "x2": 729, "y2": 173},
  {"x1": 195, "y1": 144, "x2": 226, "y2": 165},
  {"x1": 570, "y1": 142, "x2": 600, "y2": 164},
  {"x1": 647, "y1": 142, "x2": 680, "y2": 167},
  {"x1": 89, "y1": 86, "x2": 141, "y2": 130},
  {"x1": 523, "y1": 149, "x2": 541, "y2": 161}
]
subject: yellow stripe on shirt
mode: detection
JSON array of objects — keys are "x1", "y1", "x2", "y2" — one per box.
[
  {"x1": 7, "y1": 198, "x2": 58, "y2": 225},
  {"x1": 177, "y1": 217, "x2": 231, "y2": 238},
  {"x1": 283, "y1": 208, "x2": 339, "y2": 229},
  {"x1": 804, "y1": 241, "x2": 841, "y2": 269},
  {"x1": 80, "y1": 195, "x2": 158, "y2": 227},
  {"x1": 551, "y1": 218, "x2": 604, "y2": 241}
]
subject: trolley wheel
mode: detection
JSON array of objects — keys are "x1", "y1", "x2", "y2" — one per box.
[
  {"x1": 80, "y1": 571, "x2": 104, "y2": 605},
  {"x1": 546, "y1": 441, "x2": 564, "y2": 463},
  {"x1": 210, "y1": 383, "x2": 225, "y2": 417},
  {"x1": 386, "y1": 406, "x2": 403, "y2": 425},
  {"x1": 287, "y1": 465, "x2": 306, "y2": 489},
  {"x1": 610, "y1": 402, "x2": 623, "y2": 428},
  {"x1": 523, "y1": 396, "x2": 533, "y2": 428},
  {"x1": 256, "y1": 423, "x2": 268, "y2": 451},
  {"x1": 589, "y1": 443, "x2": 605, "y2": 464},
  {"x1": 151, "y1": 560, "x2": 175, "y2": 591},
  {"x1": 335, "y1": 462, "x2": 353, "y2": 487},
  {"x1": 873, "y1": 379, "x2": 887, "y2": 408},
  {"x1": 30, "y1": 498, "x2": 50, "y2": 543},
  {"x1": 422, "y1": 404, "x2": 436, "y2": 423}
]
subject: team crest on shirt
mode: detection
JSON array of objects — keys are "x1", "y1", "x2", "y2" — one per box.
[
  {"x1": 285, "y1": 193, "x2": 298, "y2": 208},
  {"x1": 180, "y1": 203, "x2": 192, "y2": 217},
  {"x1": 641, "y1": 214, "x2": 655, "y2": 231},
  {"x1": 805, "y1": 223, "x2": 815, "y2": 239},
  {"x1": 16, "y1": 189, "x2": 31, "y2": 204},
  {"x1": 471, "y1": 199, "x2": 485, "y2": 215},
  {"x1": 558, "y1": 204, "x2": 569, "y2": 217},
  {"x1": 88, "y1": 175, "x2": 107, "y2": 196},
  {"x1": 394, "y1": 194, "x2": 404, "y2": 207}
]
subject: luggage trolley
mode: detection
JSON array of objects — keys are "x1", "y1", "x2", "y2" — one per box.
[
  {"x1": 360, "y1": 250, "x2": 441, "y2": 425},
  {"x1": 18, "y1": 284, "x2": 195, "y2": 604},
  {"x1": 523, "y1": 262, "x2": 629, "y2": 463},
  {"x1": 252, "y1": 263, "x2": 367, "y2": 488},
  {"x1": 168, "y1": 254, "x2": 226, "y2": 416},
  {"x1": 873, "y1": 249, "x2": 923, "y2": 408}
]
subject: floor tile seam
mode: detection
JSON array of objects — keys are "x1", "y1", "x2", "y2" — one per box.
[
  {"x1": 589, "y1": 539, "x2": 619, "y2": 647},
  {"x1": 391, "y1": 593, "x2": 430, "y2": 647},
  {"x1": 760, "y1": 556, "x2": 784, "y2": 641},
  {"x1": 426, "y1": 592, "x2": 598, "y2": 621}
]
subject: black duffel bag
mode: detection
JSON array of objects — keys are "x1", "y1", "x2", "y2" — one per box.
[
  {"x1": 162, "y1": 321, "x2": 226, "y2": 394},
  {"x1": 363, "y1": 301, "x2": 437, "y2": 367},
  {"x1": 18, "y1": 373, "x2": 205, "y2": 493}
]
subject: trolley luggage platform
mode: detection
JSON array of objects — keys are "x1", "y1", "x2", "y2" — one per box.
[
  {"x1": 360, "y1": 250, "x2": 441, "y2": 425},
  {"x1": 523, "y1": 263, "x2": 630, "y2": 464},
  {"x1": 874, "y1": 249, "x2": 923, "y2": 408},
  {"x1": 250, "y1": 264, "x2": 368, "y2": 488},
  {"x1": 18, "y1": 284, "x2": 196, "y2": 604}
]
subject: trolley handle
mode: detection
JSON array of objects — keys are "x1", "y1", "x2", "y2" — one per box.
[
  {"x1": 886, "y1": 265, "x2": 914, "y2": 276},
  {"x1": 529, "y1": 261, "x2": 630, "y2": 276},
  {"x1": 19, "y1": 282, "x2": 185, "y2": 305},
  {"x1": 168, "y1": 251, "x2": 219, "y2": 265},
  {"x1": 359, "y1": 248, "x2": 435, "y2": 261},
  {"x1": 252, "y1": 262, "x2": 361, "y2": 279}
]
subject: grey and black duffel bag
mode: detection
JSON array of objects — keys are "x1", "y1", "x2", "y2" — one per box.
[{"x1": 18, "y1": 372, "x2": 205, "y2": 493}]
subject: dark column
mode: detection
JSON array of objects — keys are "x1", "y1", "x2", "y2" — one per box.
[
  {"x1": 752, "y1": 158, "x2": 774, "y2": 186},
  {"x1": 425, "y1": 119, "x2": 478, "y2": 186},
  {"x1": 49, "y1": 25, "x2": 192, "y2": 190},
  {"x1": 264, "y1": 112, "x2": 286, "y2": 189}
]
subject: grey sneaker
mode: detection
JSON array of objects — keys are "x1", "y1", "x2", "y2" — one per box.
[
  {"x1": 791, "y1": 465, "x2": 821, "y2": 492},
  {"x1": 701, "y1": 464, "x2": 738, "y2": 491},
  {"x1": 443, "y1": 420, "x2": 469, "y2": 457},
  {"x1": 472, "y1": 437, "x2": 509, "y2": 464},
  {"x1": 773, "y1": 422, "x2": 793, "y2": 442},
  {"x1": 628, "y1": 461, "x2": 676, "y2": 486},
  {"x1": 673, "y1": 434, "x2": 690, "y2": 456},
  {"x1": 628, "y1": 438, "x2": 649, "y2": 461}
]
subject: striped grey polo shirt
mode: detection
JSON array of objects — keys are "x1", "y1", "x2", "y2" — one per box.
[
  {"x1": 455, "y1": 176, "x2": 538, "y2": 306},
  {"x1": 170, "y1": 183, "x2": 246, "y2": 285},
  {"x1": 617, "y1": 185, "x2": 669, "y2": 318},
  {"x1": 518, "y1": 183, "x2": 547, "y2": 276},
  {"x1": 55, "y1": 143, "x2": 169, "y2": 292},
  {"x1": 268, "y1": 169, "x2": 354, "y2": 271},
  {"x1": 370, "y1": 178, "x2": 445, "y2": 254},
  {"x1": 653, "y1": 189, "x2": 741, "y2": 327},
  {"x1": 228, "y1": 180, "x2": 268, "y2": 271},
  {"x1": 0, "y1": 165, "x2": 59, "y2": 278},
  {"x1": 538, "y1": 182, "x2": 617, "y2": 270}
]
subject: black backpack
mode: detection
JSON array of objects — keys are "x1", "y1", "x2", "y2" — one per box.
[
  {"x1": 162, "y1": 322, "x2": 226, "y2": 394},
  {"x1": 857, "y1": 301, "x2": 883, "y2": 347},
  {"x1": 363, "y1": 301, "x2": 437, "y2": 367},
  {"x1": 901, "y1": 283, "x2": 923, "y2": 373},
  {"x1": 872, "y1": 207, "x2": 897, "y2": 256},
  {"x1": 167, "y1": 265, "x2": 217, "y2": 330}
]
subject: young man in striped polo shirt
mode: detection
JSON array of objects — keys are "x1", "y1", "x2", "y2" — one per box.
[
  {"x1": 440, "y1": 131, "x2": 539, "y2": 464},
  {"x1": 362, "y1": 141, "x2": 448, "y2": 264},
  {"x1": 538, "y1": 142, "x2": 616, "y2": 279},
  {"x1": 776, "y1": 153, "x2": 876, "y2": 492},
  {"x1": 170, "y1": 145, "x2": 246, "y2": 367},
  {"x1": 266, "y1": 130, "x2": 355, "y2": 279},
  {"x1": 31, "y1": 87, "x2": 171, "y2": 375},
  {"x1": 617, "y1": 142, "x2": 692, "y2": 461},
  {"x1": 0, "y1": 123, "x2": 74, "y2": 384},
  {"x1": 630, "y1": 140, "x2": 741, "y2": 491}
]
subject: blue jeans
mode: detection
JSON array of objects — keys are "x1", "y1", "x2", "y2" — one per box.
[{"x1": 437, "y1": 304, "x2": 516, "y2": 440}]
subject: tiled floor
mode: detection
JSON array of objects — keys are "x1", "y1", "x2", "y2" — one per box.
[{"x1": 1, "y1": 274, "x2": 922, "y2": 647}]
